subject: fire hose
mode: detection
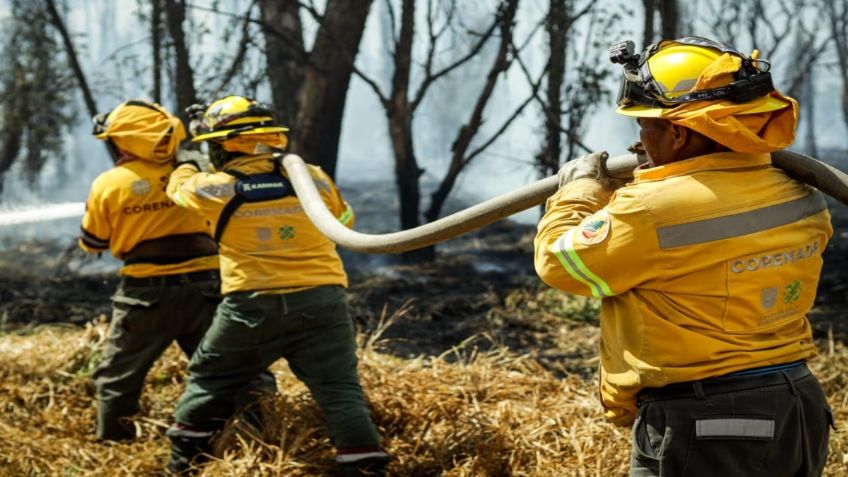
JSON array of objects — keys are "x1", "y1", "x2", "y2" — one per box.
[{"x1": 280, "y1": 151, "x2": 848, "y2": 254}]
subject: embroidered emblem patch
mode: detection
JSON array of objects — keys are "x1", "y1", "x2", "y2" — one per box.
[
  {"x1": 576, "y1": 209, "x2": 611, "y2": 245},
  {"x1": 784, "y1": 280, "x2": 802, "y2": 304},
  {"x1": 256, "y1": 227, "x2": 273, "y2": 241},
  {"x1": 760, "y1": 286, "x2": 778, "y2": 309},
  {"x1": 278, "y1": 225, "x2": 296, "y2": 240},
  {"x1": 130, "y1": 179, "x2": 151, "y2": 197}
]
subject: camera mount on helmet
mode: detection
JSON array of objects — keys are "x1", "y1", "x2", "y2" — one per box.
[{"x1": 609, "y1": 40, "x2": 640, "y2": 67}]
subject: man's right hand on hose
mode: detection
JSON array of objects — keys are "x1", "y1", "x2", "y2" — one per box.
[{"x1": 557, "y1": 151, "x2": 628, "y2": 190}]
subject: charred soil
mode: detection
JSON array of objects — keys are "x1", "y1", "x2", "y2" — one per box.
[{"x1": 2, "y1": 210, "x2": 848, "y2": 362}]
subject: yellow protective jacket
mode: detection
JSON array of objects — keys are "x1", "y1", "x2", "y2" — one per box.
[
  {"x1": 80, "y1": 159, "x2": 219, "y2": 277},
  {"x1": 535, "y1": 152, "x2": 832, "y2": 427},
  {"x1": 166, "y1": 154, "x2": 354, "y2": 295}
]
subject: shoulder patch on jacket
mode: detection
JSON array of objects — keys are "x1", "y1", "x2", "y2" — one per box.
[{"x1": 577, "y1": 209, "x2": 611, "y2": 245}]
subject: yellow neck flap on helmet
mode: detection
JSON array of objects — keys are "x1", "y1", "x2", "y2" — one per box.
[{"x1": 92, "y1": 100, "x2": 186, "y2": 163}]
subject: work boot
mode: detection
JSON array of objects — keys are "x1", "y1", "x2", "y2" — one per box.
[
  {"x1": 164, "y1": 424, "x2": 216, "y2": 475},
  {"x1": 96, "y1": 418, "x2": 135, "y2": 442},
  {"x1": 337, "y1": 454, "x2": 390, "y2": 477}
]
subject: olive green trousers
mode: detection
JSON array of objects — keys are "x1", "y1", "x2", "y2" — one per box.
[
  {"x1": 170, "y1": 285, "x2": 381, "y2": 457},
  {"x1": 94, "y1": 273, "x2": 219, "y2": 441}
]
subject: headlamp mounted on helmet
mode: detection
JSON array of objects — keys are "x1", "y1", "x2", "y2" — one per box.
[{"x1": 611, "y1": 36, "x2": 775, "y2": 110}]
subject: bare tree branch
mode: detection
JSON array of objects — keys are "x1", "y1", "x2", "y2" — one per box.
[
  {"x1": 209, "y1": 1, "x2": 258, "y2": 97},
  {"x1": 410, "y1": 14, "x2": 501, "y2": 112},
  {"x1": 424, "y1": 0, "x2": 520, "y2": 222},
  {"x1": 351, "y1": 64, "x2": 390, "y2": 105},
  {"x1": 418, "y1": 0, "x2": 456, "y2": 97},
  {"x1": 44, "y1": 0, "x2": 115, "y2": 161},
  {"x1": 187, "y1": 1, "x2": 308, "y2": 60},
  {"x1": 384, "y1": 0, "x2": 398, "y2": 48},
  {"x1": 464, "y1": 90, "x2": 536, "y2": 165},
  {"x1": 44, "y1": 0, "x2": 97, "y2": 118}
]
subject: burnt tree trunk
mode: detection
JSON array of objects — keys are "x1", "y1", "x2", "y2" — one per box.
[
  {"x1": 537, "y1": 0, "x2": 568, "y2": 179},
  {"x1": 642, "y1": 0, "x2": 656, "y2": 47},
  {"x1": 387, "y1": 0, "x2": 428, "y2": 261},
  {"x1": 0, "y1": 65, "x2": 26, "y2": 195},
  {"x1": 151, "y1": 0, "x2": 163, "y2": 103},
  {"x1": 164, "y1": 0, "x2": 197, "y2": 125},
  {"x1": 259, "y1": 0, "x2": 305, "y2": 127},
  {"x1": 390, "y1": 113, "x2": 422, "y2": 235},
  {"x1": 658, "y1": 0, "x2": 679, "y2": 40},
  {"x1": 293, "y1": 0, "x2": 373, "y2": 177}
]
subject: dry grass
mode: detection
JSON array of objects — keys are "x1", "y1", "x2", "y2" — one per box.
[{"x1": 1, "y1": 316, "x2": 846, "y2": 476}]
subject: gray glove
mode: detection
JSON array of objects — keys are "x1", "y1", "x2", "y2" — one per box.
[
  {"x1": 175, "y1": 147, "x2": 213, "y2": 172},
  {"x1": 557, "y1": 151, "x2": 609, "y2": 188}
]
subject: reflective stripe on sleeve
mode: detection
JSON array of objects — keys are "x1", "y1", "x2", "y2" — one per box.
[
  {"x1": 338, "y1": 204, "x2": 353, "y2": 226},
  {"x1": 657, "y1": 192, "x2": 827, "y2": 249},
  {"x1": 552, "y1": 228, "x2": 613, "y2": 298},
  {"x1": 171, "y1": 188, "x2": 187, "y2": 207}
]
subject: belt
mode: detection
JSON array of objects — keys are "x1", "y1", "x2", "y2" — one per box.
[
  {"x1": 121, "y1": 269, "x2": 220, "y2": 287},
  {"x1": 638, "y1": 363, "x2": 811, "y2": 404}
]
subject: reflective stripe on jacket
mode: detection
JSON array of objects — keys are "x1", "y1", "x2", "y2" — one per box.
[
  {"x1": 79, "y1": 159, "x2": 219, "y2": 277},
  {"x1": 166, "y1": 154, "x2": 353, "y2": 295},
  {"x1": 534, "y1": 152, "x2": 832, "y2": 426}
]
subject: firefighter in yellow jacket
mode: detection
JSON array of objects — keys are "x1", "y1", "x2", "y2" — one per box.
[
  {"x1": 535, "y1": 38, "x2": 834, "y2": 476},
  {"x1": 80, "y1": 100, "x2": 220, "y2": 441},
  {"x1": 163, "y1": 96, "x2": 387, "y2": 476}
]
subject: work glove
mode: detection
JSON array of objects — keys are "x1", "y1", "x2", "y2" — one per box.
[
  {"x1": 558, "y1": 151, "x2": 630, "y2": 190},
  {"x1": 175, "y1": 147, "x2": 213, "y2": 172},
  {"x1": 557, "y1": 151, "x2": 608, "y2": 188},
  {"x1": 185, "y1": 103, "x2": 207, "y2": 138}
]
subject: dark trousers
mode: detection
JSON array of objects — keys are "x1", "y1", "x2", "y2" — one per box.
[
  {"x1": 631, "y1": 366, "x2": 834, "y2": 477},
  {"x1": 171, "y1": 285, "x2": 381, "y2": 458},
  {"x1": 94, "y1": 273, "x2": 220, "y2": 441}
]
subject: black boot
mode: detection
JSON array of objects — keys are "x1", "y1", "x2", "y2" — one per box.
[
  {"x1": 164, "y1": 425, "x2": 216, "y2": 475},
  {"x1": 337, "y1": 455, "x2": 390, "y2": 477}
]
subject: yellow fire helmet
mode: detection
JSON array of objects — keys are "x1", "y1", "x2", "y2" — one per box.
[
  {"x1": 92, "y1": 100, "x2": 186, "y2": 163},
  {"x1": 188, "y1": 95, "x2": 289, "y2": 143},
  {"x1": 611, "y1": 36, "x2": 791, "y2": 117}
]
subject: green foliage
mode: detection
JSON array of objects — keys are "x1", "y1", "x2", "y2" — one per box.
[{"x1": 0, "y1": 0, "x2": 76, "y2": 188}]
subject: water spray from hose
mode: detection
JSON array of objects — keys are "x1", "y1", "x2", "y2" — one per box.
[{"x1": 0, "y1": 202, "x2": 86, "y2": 226}]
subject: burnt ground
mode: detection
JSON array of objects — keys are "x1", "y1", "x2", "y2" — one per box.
[{"x1": 2, "y1": 206, "x2": 848, "y2": 371}]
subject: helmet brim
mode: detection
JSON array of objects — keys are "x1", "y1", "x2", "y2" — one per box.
[
  {"x1": 192, "y1": 126, "x2": 290, "y2": 143},
  {"x1": 616, "y1": 95, "x2": 792, "y2": 118}
]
